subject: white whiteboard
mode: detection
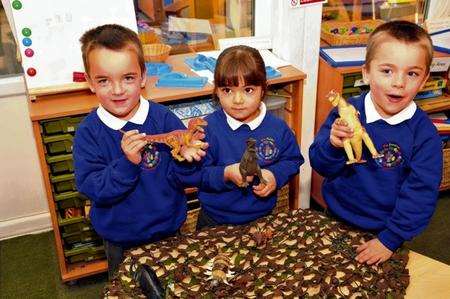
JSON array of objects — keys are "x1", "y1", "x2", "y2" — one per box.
[{"x1": 8, "y1": 0, "x2": 137, "y2": 93}]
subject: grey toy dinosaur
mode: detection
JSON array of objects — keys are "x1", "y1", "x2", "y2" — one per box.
[{"x1": 239, "y1": 138, "x2": 267, "y2": 187}]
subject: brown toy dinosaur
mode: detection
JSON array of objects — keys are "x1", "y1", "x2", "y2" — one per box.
[
  {"x1": 239, "y1": 138, "x2": 267, "y2": 187},
  {"x1": 327, "y1": 90, "x2": 383, "y2": 164},
  {"x1": 119, "y1": 117, "x2": 207, "y2": 162}
]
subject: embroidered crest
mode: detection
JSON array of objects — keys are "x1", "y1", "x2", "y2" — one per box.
[
  {"x1": 257, "y1": 137, "x2": 279, "y2": 162},
  {"x1": 375, "y1": 143, "x2": 403, "y2": 168},
  {"x1": 141, "y1": 143, "x2": 160, "y2": 169}
]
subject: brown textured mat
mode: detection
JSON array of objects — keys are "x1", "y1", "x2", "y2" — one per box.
[{"x1": 104, "y1": 209, "x2": 409, "y2": 298}]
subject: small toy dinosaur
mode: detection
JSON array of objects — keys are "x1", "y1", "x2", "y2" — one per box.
[
  {"x1": 327, "y1": 90, "x2": 383, "y2": 164},
  {"x1": 119, "y1": 117, "x2": 207, "y2": 161},
  {"x1": 239, "y1": 138, "x2": 267, "y2": 187}
]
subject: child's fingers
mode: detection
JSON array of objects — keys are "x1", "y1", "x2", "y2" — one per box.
[
  {"x1": 366, "y1": 255, "x2": 381, "y2": 266},
  {"x1": 356, "y1": 242, "x2": 368, "y2": 253},
  {"x1": 122, "y1": 131, "x2": 146, "y2": 145}
]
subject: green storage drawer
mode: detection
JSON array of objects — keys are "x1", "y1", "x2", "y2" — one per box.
[
  {"x1": 50, "y1": 173, "x2": 76, "y2": 193},
  {"x1": 342, "y1": 73, "x2": 362, "y2": 88},
  {"x1": 54, "y1": 191, "x2": 87, "y2": 210},
  {"x1": 46, "y1": 154, "x2": 73, "y2": 174},
  {"x1": 64, "y1": 244, "x2": 105, "y2": 264},
  {"x1": 43, "y1": 134, "x2": 73, "y2": 154},
  {"x1": 40, "y1": 116, "x2": 85, "y2": 135},
  {"x1": 62, "y1": 230, "x2": 100, "y2": 245},
  {"x1": 58, "y1": 216, "x2": 92, "y2": 234}
]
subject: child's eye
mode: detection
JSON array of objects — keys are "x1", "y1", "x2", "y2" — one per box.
[
  {"x1": 407, "y1": 71, "x2": 419, "y2": 77},
  {"x1": 245, "y1": 87, "x2": 254, "y2": 93},
  {"x1": 381, "y1": 69, "x2": 392, "y2": 75},
  {"x1": 97, "y1": 79, "x2": 108, "y2": 85},
  {"x1": 220, "y1": 87, "x2": 232, "y2": 94},
  {"x1": 124, "y1": 76, "x2": 136, "y2": 82}
]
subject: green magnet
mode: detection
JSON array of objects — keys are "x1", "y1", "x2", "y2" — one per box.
[
  {"x1": 12, "y1": 0, "x2": 22, "y2": 10},
  {"x1": 22, "y1": 28, "x2": 31, "y2": 37}
]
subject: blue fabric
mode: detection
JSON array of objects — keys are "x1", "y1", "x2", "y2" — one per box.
[
  {"x1": 181, "y1": 109, "x2": 303, "y2": 225},
  {"x1": 73, "y1": 101, "x2": 192, "y2": 247},
  {"x1": 309, "y1": 92, "x2": 443, "y2": 251}
]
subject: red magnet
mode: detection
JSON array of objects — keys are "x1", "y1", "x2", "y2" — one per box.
[
  {"x1": 25, "y1": 48, "x2": 34, "y2": 57},
  {"x1": 27, "y1": 67, "x2": 37, "y2": 76},
  {"x1": 73, "y1": 71, "x2": 87, "y2": 82}
]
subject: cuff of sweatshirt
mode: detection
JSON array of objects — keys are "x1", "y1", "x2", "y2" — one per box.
[
  {"x1": 266, "y1": 165, "x2": 286, "y2": 189},
  {"x1": 207, "y1": 166, "x2": 234, "y2": 191},
  {"x1": 378, "y1": 229, "x2": 404, "y2": 251},
  {"x1": 114, "y1": 156, "x2": 141, "y2": 181},
  {"x1": 321, "y1": 139, "x2": 346, "y2": 160}
]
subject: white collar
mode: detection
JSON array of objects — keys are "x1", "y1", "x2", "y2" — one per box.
[
  {"x1": 224, "y1": 102, "x2": 266, "y2": 131},
  {"x1": 365, "y1": 92, "x2": 416, "y2": 125},
  {"x1": 97, "y1": 96, "x2": 149, "y2": 130}
]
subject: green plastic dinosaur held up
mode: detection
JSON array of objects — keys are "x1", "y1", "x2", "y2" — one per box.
[{"x1": 327, "y1": 90, "x2": 383, "y2": 165}]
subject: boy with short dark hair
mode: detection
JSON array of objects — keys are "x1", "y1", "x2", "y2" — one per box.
[
  {"x1": 74, "y1": 24, "x2": 206, "y2": 278},
  {"x1": 310, "y1": 21, "x2": 442, "y2": 265}
]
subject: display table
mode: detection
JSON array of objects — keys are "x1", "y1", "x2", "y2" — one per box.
[{"x1": 100, "y1": 209, "x2": 450, "y2": 298}]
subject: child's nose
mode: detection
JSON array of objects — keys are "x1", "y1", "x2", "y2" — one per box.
[
  {"x1": 232, "y1": 91, "x2": 244, "y2": 104},
  {"x1": 112, "y1": 81, "x2": 125, "y2": 95},
  {"x1": 392, "y1": 74, "x2": 405, "y2": 88}
]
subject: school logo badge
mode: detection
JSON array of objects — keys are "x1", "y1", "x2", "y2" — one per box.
[
  {"x1": 257, "y1": 137, "x2": 279, "y2": 162},
  {"x1": 375, "y1": 142, "x2": 403, "y2": 168},
  {"x1": 141, "y1": 143, "x2": 160, "y2": 169}
]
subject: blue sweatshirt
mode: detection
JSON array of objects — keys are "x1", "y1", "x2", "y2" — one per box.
[
  {"x1": 309, "y1": 92, "x2": 442, "y2": 251},
  {"x1": 190, "y1": 108, "x2": 303, "y2": 224},
  {"x1": 73, "y1": 101, "x2": 189, "y2": 247}
]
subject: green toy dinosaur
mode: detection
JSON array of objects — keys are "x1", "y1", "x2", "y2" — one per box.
[{"x1": 327, "y1": 90, "x2": 383, "y2": 164}]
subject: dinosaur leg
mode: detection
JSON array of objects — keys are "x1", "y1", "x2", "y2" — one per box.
[
  {"x1": 343, "y1": 139, "x2": 357, "y2": 164},
  {"x1": 256, "y1": 167, "x2": 267, "y2": 186},
  {"x1": 351, "y1": 138, "x2": 366, "y2": 163},
  {"x1": 171, "y1": 143, "x2": 185, "y2": 162},
  {"x1": 362, "y1": 131, "x2": 383, "y2": 158},
  {"x1": 239, "y1": 167, "x2": 249, "y2": 188}
]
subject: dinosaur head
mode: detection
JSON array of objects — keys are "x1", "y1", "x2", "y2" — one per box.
[
  {"x1": 246, "y1": 138, "x2": 257, "y2": 149},
  {"x1": 187, "y1": 117, "x2": 208, "y2": 131},
  {"x1": 326, "y1": 90, "x2": 341, "y2": 107}
]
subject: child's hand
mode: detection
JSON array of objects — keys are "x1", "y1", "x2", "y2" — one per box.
[
  {"x1": 253, "y1": 169, "x2": 276, "y2": 197},
  {"x1": 224, "y1": 163, "x2": 251, "y2": 186},
  {"x1": 121, "y1": 130, "x2": 147, "y2": 165},
  {"x1": 355, "y1": 238, "x2": 393, "y2": 265},
  {"x1": 180, "y1": 141, "x2": 209, "y2": 162},
  {"x1": 330, "y1": 118, "x2": 353, "y2": 148}
]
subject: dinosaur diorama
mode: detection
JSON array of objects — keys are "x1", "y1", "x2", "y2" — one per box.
[
  {"x1": 121, "y1": 118, "x2": 207, "y2": 161},
  {"x1": 104, "y1": 209, "x2": 411, "y2": 298},
  {"x1": 239, "y1": 138, "x2": 267, "y2": 187},
  {"x1": 327, "y1": 90, "x2": 383, "y2": 164}
]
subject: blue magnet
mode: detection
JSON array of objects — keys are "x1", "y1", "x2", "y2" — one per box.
[{"x1": 22, "y1": 37, "x2": 32, "y2": 47}]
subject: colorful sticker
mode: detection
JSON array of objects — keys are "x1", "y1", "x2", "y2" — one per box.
[
  {"x1": 141, "y1": 143, "x2": 160, "y2": 169},
  {"x1": 375, "y1": 143, "x2": 403, "y2": 168},
  {"x1": 257, "y1": 137, "x2": 279, "y2": 162}
]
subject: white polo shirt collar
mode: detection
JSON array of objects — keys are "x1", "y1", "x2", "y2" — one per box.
[
  {"x1": 224, "y1": 102, "x2": 267, "y2": 131},
  {"x1": 365, "y1": 92, "x2": 416, "y2": 125},
  {"x1": 97, "y1": 96, "x2": 149, "y2": 130}
]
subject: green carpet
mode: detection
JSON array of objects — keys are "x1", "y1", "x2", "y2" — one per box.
[
  {"x1": 1, "y1": 193, "x2": 449, "y2": 297},
  {"x1": 0, "y1": 232, "x2": 106, "y2": 299}
]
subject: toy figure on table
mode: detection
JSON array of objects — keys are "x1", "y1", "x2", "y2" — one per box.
[{"x1": 327, "y1": 90, "x2": 383, "y2": 164}]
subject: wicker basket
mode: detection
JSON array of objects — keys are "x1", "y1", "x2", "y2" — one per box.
[
  {"x1": 441, "y1": 148, "x2": 450, "y2": 190},
  {"x1": 321, "y1": 19, "x2": 384, "y2": 46},
  {"x1": 143, "y1": 43, "x2": 171, "y2": 62},
  {"x1": 138, "y1": 31, "x2": 160, "y2": 45}
]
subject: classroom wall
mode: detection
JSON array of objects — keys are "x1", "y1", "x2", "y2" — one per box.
[
  {"x1": 0, "y1": 76, "x2": 50, "y2": 240},
  {"x1": 271, "y1": 2, "x2": 322, "y2": 209}
]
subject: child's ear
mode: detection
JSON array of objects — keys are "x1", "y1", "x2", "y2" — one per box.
[
  {"x1": 84, "y1": 73, "x2": 95, "y2": 93},
  {"x1": 361, "y1": 64, "x2": 370, "y2": 85},
  {"x1": 140, "y1": 72, "x2": 147, "y2": 88}
]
